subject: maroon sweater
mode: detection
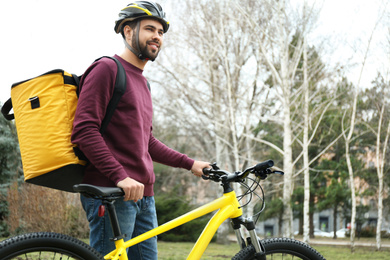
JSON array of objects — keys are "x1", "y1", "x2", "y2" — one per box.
[{"x1": 71, "y1": 55, "x2": 194, "y2": 196}]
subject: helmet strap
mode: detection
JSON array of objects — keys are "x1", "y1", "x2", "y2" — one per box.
[
  {"x1": 123, "y1": 38, "x2": 145, "y2": 60},
  {"x1": 124, "y1": 21, "x2": 151, "y2": 62}
]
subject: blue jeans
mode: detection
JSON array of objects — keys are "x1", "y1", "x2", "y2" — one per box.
[{"x1": 81, "y1": 195, "x2": 158, "y2": 259}]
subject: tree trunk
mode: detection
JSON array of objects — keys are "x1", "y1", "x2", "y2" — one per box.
[
  {"x1": 375, "y1": 109, "x2": 390, "y2": 250},
  {"x1": 282, "y1": 100, "x2": 294, "y2": 237},
  {"x1": 310, "y1": 210, "x2": 314, "y2": 238},
  {"x1": 344, "y1": 88, "x2": 358, "y2": 252},
  {"x1": 302, "y1": 37, "x2": 310, "y2": 243},
  {"x1": 333, "y1": 205, "x2": 338, "y2": 239},
  {"x1": 376, "y1": 176, "x2": 383, "y2": 250},
  {"x1": 346, "y1": 143, "x2": 356, "y2": 252},
  {"x1": 278, "y1": 0, "x2": 294, "y2": 237}
]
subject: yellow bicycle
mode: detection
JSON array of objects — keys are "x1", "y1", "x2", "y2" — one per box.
[{"x1": 0, "y1": 160, "x2": 326, "y2": 260}]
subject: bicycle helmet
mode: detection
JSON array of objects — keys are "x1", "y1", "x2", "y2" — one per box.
[
  {"x1": 114, "y1": 1, "x2": 169, "y2": 34},
  {"x1": 114, "y1": 1, "x2": 169, "y2": 61}
]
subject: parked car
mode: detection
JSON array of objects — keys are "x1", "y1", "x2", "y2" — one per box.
[
  {"x1": 335, "y1": 228, "x2": 349, "y2": 238},
  {"x1": 314, "y1": 228, "x2": 332, "y2": 237}
]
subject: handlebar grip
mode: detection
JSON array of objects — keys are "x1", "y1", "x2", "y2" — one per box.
[
  {"x1": 201, "y1": 168, "x2": 211, "y2": 180},
  {"x1": 202, "y1": 168, "x2": 211, "y2": 175},
  {"x1": 254, "y1": 160, "x2": 274, "y2": 172}
]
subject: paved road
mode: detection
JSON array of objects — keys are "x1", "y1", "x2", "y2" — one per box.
[
  {"x1": 309, "y1": 238, "x2": 390, "y2": 248},
  {"x1": 228, "y1": 234, "x2": 390, "y2": 249}
]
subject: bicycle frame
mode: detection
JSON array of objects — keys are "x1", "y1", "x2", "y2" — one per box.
[
  {"x1": 105, "y1": 190, "x2": 243, "y2": 260},
  {"x1": 2, "y1": 163, "x2": 327, "y2": 260}
]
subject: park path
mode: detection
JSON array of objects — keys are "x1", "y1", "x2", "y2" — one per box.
[{"x1": 309, "y1": 238, "x2": 390, "y2": 248}]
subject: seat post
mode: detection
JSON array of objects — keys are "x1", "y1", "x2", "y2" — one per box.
[{"x1": 104, "y1": 200, "x2": 126, "y2": 241}]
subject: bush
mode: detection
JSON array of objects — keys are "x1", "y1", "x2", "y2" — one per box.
[
  {"x1": 5, "y1": 182, "x2": 89, "y2": 238},
  {"x1": 344, "y1": 227, "x2": 390, "y2": 238},
  {"x1": 0, "y1": 192, "x2": 9, "y2": 237},
  {"x1": 381, "y1": 230, "x2": 390, "y2": 239},
  {"x1": 155, "y1": 193, "x2": 214, "y2": 242},
  {"x1": 356, "y1": 226, "x2": 376, "y2": 238}
]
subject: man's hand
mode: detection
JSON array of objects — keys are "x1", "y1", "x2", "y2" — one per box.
[
  {"x1": 191, "y1": 160, "x2": 211, "y2": 177},
  {"x1": 117, "y1": 177, "x2": 144, "y2": 202}
]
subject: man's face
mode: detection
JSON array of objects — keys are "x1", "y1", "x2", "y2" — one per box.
[{"x1": 134, "y1": 19, "x2": 164, "y2": 61}]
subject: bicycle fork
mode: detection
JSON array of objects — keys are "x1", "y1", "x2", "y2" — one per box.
[{"x1": 231, "y1": 216, "x2": 266, "y2": 260}]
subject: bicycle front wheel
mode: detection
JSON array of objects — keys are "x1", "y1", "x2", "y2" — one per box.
[
  {"x1": 232, "y1": 237, "x2": 326, "y2": 260},
  {"x1": 0, "y1": 232, "x2": 104, "y2": 260}
]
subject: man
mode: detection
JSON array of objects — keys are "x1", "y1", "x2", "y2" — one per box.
[{"x1": 71, "y1": 1, "x2": 210, "y2": 258}]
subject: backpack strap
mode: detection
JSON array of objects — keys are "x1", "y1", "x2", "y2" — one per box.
[
  {"x1": 76, "y1": 56, "x2": 127, "y2": 135},
  {"x1": 1, "y1": 98, "x2": 14, "y2": 120},
  {"x1": 96, "y1": 56, "x2": 127, "y2": 135},
  {"x1": 73, "y1": 56, "x2": 127, "y2": 162},
  {"x1": 146, "y1": 80, "x2": 151, "y2": 92}
]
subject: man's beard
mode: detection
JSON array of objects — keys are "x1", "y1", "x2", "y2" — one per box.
[
  {"x1": 140, "y1": 41, "x2": 160, "y2": 61},
  {"x1": 132, "y1": 35, "x2": 160, "y2": 61}
]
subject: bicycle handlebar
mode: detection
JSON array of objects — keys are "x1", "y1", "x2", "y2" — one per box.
[
  {"x1": 74, "y1": 159, "x2": 283, "y2": 200},
  {"x1": 202, "y1": 159, "x2": 283, "y2": 183}
]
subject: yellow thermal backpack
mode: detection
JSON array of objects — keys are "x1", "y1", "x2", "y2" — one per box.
[{"x1": 1, "y1": 56, "x2": 126, "y2": 192}]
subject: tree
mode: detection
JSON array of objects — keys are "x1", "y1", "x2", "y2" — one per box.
[
  {"x1": 149, "y1": 0, "x2": 271, "y2": 243},
  {"x1": 0, "y1": 112, "x2": 21, "y2": 185},
  {"x1": 236, "y1": 0, "x2": 336, "y2": 237},
  {"x1": 299, "y1": 34, "x2": 344, "y2": 242},
  {"x1": 154, "y1": 0, "x2": 345, "y2": 240},
  {"x1": 257, "y1": 196, "x2": 284, "y2": 236},
  {"x1": 341, "y1": 8, "x2": 385, "y2": 250},
  {"x1": 292, "y1": 186, "x2": 305, "y2": 236},
  {"x1": 0, "y1": 112, "x2": 21, "y2": 236},
  {"x1": 316, "y1": 159, "x2": 350, "y2": 239},
  {"x1": 360, "y1": 74, "x2": 390, "y2": 250}
]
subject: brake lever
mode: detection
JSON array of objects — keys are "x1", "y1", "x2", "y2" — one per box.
[
  {"x1": 254, "y1": 168, "x2": 284, "y2": 179},
  {"x1": 254, "y1": 168, "x2": 271, "y2": 180},
  {"x1": 210, "y1": 162, "x2": 220, "y2": 170},
  {"x1": 202, "y1": 173, "x2": 222, "y2": 182}
]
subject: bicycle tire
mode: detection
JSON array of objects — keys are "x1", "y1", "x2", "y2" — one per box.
[
  {"x1": 232, "y1": 237, "x2": 326, "y2": 260},
  {"x1": 0, "y1": 232, "x2": 104, "y2": 260}
]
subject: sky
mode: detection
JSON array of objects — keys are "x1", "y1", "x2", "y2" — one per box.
[
  {"x1": 0, "y1": 0, "x2": 129, "y2": 104},
  {"x1": 314, "y1": 0, "x2": 389, "y2": 87},
  {"x1": 0, "y1": 0, "x2": 388, "y2": 105}
]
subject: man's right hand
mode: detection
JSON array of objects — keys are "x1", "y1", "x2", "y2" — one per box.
[{"x1": 117, "y1": 177, "x2": 144, "y2": 202}]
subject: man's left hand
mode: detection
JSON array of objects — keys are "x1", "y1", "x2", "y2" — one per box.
[{"x1": 191, "y1": 160, "x2": 211, "y2": 177}]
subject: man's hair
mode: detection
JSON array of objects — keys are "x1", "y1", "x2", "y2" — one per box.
[{"x1": 121, "y1": 20, "x2": 138, "y2": 39}]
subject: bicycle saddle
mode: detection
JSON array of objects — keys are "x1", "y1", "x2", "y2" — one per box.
[{"x1": 73, "y1": 184, "x2": 124, "y2": 199}]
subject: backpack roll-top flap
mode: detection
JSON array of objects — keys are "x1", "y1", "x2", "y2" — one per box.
[{"x1": 11, "y1": 70, "x2": 86, "y2": 185}]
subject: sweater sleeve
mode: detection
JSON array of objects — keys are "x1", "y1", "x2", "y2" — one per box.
[
  {"x1": 71, "y1": 59, "x2": 128, "y2": 184},
  {"x1": 148, "y1": 133, "x2": 194, "y2": 171}
]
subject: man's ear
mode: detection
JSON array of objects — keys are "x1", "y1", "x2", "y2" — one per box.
[{"x1": 123, "y1": 25, "x2": 133, "y2": 40}]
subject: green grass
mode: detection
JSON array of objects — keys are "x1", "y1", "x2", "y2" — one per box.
[
  {"x1": 157, "y1": 241, "x2": 390, "y2": 260},
  {"x1": 314, "y1": 245, "x2": 390, "y2": 260},
  {"x1": 3, "y1": 237, "x2": 389, "y2": 259},
  {"x1": 157, "y1": 241, "x2": 239, "y2": 259}
]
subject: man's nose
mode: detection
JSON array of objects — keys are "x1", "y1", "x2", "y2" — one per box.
[{"x1": 152, "y1": 31, "x2": 163, "y2": 40}]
